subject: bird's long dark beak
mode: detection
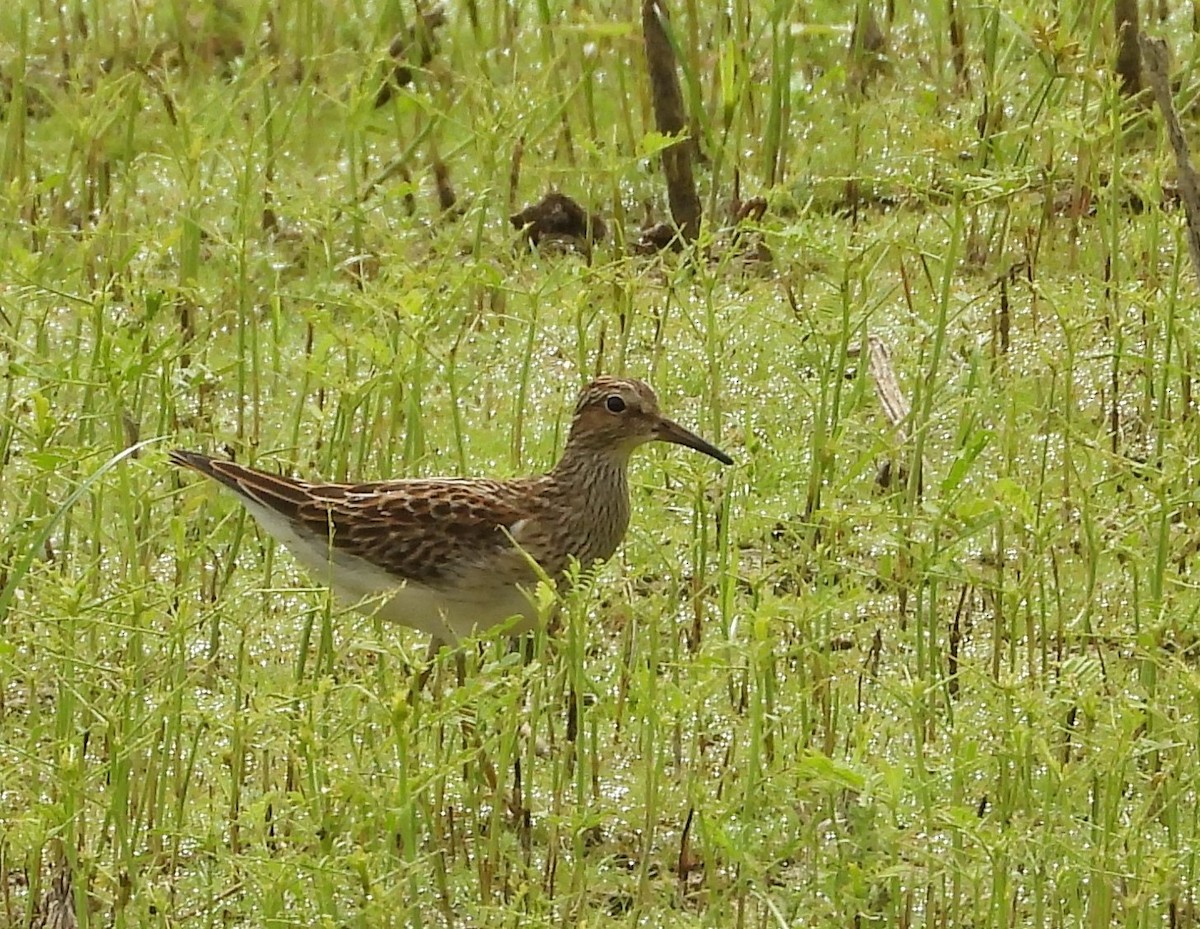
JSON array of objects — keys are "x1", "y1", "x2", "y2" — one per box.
[{"x1": 655, "y1": 417, "x2": 734, "y2": 465}]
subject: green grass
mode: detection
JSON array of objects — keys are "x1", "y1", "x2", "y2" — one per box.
[{"x1": 3, "y1": 1, "x2": 1200, "y2": 926}]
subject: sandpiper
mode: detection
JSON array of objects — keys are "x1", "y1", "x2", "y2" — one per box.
[{"x1": 171, "y1": 377, "x2": 732, "y2": 641}]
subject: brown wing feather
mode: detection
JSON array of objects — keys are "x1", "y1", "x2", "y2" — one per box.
[
  {"x1": 170, "y1": 449, "x2": 541, "y2": 585},
  {"x1": 293, "y1": 478, "x2": 538, "y2": 584},
  {"x1": 169, "y1": 449, "x2": 315, "y2": 517}
]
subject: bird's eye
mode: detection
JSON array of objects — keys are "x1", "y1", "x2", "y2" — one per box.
[{"x1": 605, "y1": 395, "x2": 626, "y2": 413}]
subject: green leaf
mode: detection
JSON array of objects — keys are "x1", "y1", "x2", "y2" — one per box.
[{"x1": 639, "y1": 129, "x2": 688, "y2": 158}]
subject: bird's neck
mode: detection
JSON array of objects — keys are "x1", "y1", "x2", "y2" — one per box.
[
  {"x1": 549, "y1": 440, "x2": 632, "y2": 487},
  {"x1": 546, "y1": 443, "x2": 633, "y2": 565}
]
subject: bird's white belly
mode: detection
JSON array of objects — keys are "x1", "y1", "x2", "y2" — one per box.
[{"x1": 241, "y1": 499, "x2": 538, "y2": 642}]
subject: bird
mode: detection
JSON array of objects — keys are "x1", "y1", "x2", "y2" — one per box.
[{"x1": 170, "y1": 376, "x2": 732, "y2": 643}]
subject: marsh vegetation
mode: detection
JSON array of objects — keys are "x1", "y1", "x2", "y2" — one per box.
[{"x1": 2, "y1": 1, "x2": 1200, "y2": 925}]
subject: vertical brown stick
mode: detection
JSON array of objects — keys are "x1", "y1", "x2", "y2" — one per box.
[
  {"x1": 642, "y1": 0, "x2": 701, "y2": 242},
  {"x1": 1142, "y1": 34, "x2": 1200, "y2": 419},
  {"x1": 1115, "y1": 0, "x2": 1142, "y2": 96},
  {"x1": 1141, "y1": 36, "x2": 1200, "y2": 287},
  {"x1": 850, "y1": 2, "x2": 888, "y2": 91},
  {"x1": 948, "y1": 0, "x2": 969, "y2": 90}
]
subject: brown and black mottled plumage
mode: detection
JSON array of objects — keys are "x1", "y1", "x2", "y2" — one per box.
[{"x1": 171, "y1": 377, "x2": 732, "y2": 642}]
